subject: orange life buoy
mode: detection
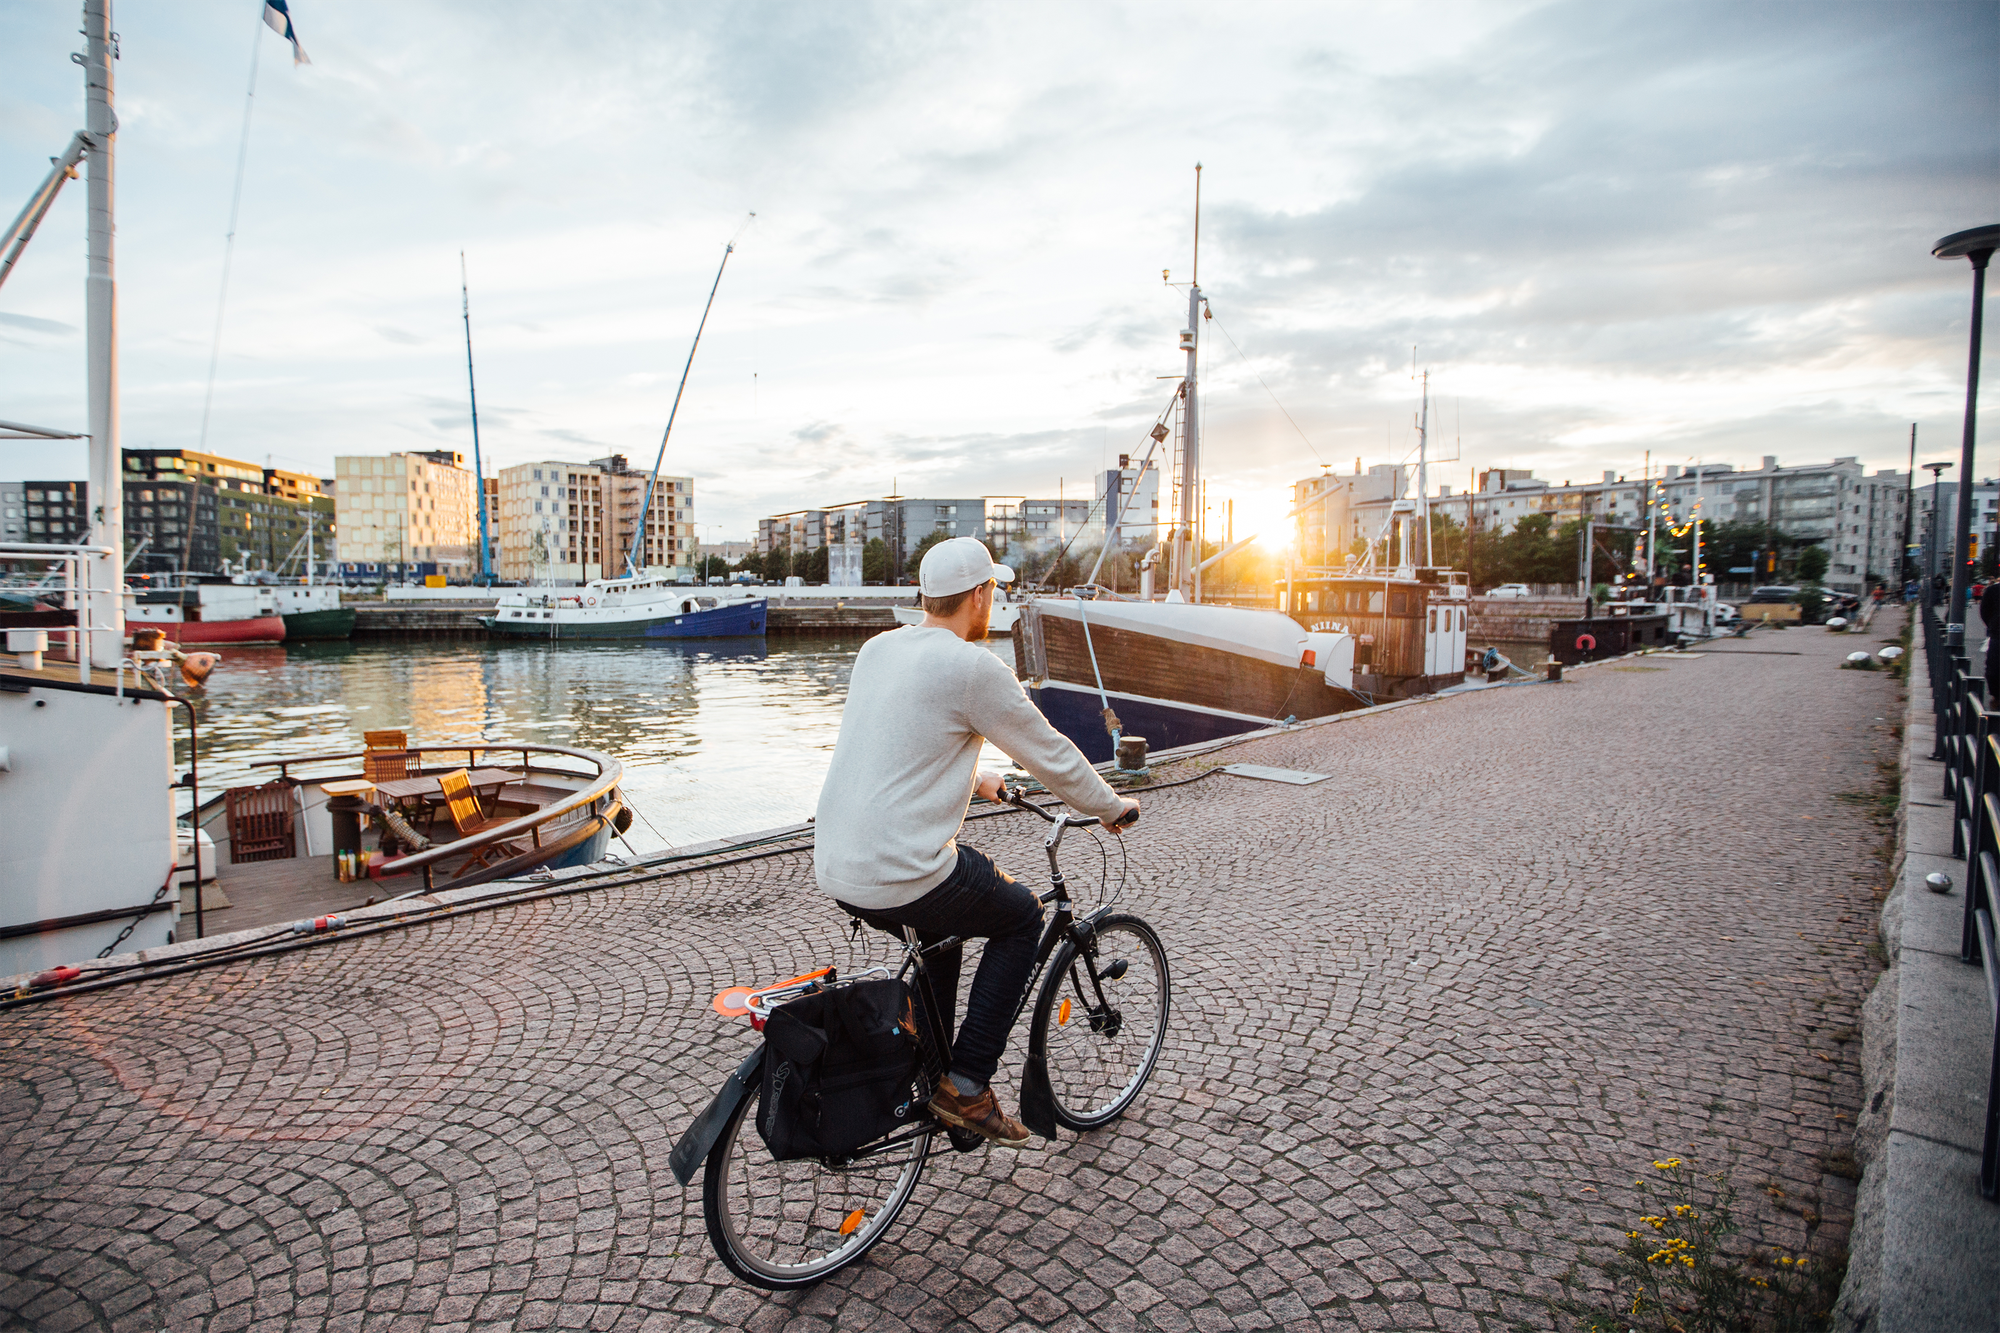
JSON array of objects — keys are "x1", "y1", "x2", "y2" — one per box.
[
  {"x1": 1575, "y1": 633, "x2": 1597, "y2": 651},
  {"x1": 586, "y1": 596, "x2": 597, "y2": 607}
]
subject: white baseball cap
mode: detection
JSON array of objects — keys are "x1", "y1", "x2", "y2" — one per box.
[{"x1": 918, "y1": 537, "x2": 1016, "y2": 597}]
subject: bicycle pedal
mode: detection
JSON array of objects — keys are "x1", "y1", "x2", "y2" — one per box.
[{"x1": 945, "y1": 1125, "x2": 984, "y2": 1154}]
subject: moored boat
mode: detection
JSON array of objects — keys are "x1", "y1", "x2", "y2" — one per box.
[
  {"x1": 482, "y1": 576, "x2": 767, "y2": 638},
  {"x1": 128, "y1": 584, "x2": 287, "y2": 644}
]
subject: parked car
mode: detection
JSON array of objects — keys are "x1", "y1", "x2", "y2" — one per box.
[
  {"x1": 1486, "y1": 583, "x2": 1534, "y2": 598},
  {"x1": 1748, "y1": 585, "x2": 1801, "y2": 603}
]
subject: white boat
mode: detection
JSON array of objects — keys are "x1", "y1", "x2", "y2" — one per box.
[
  {"x1": 482, "y1": 577, "x2": 767, "y2": 639},
  {"x1": 890, "y1": 594, "x2": 1021, "y2": 636}
]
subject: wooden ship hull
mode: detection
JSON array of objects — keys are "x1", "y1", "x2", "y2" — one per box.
[{"x1": 1012, "y1": 598, "x2": 1363, "y2": 764}]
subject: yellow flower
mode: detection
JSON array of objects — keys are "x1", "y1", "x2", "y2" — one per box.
[
  {"x1": 1682, "y1": 1256, "x2": 1694, "y2": 1267},
  {"x1": 1626, "y1": 1231, "x2": 1640, "y2": 1240},
  {"x1": 1672, "y1": 1205, "x2": 1695, "y2": 1217},
  {"x1": 1653, "y1": 1158, "x2": 1683, "y2": 1170}
]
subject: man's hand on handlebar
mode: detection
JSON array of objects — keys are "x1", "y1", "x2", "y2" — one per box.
[
  {"x1": 1104, "y1": 797, "x2": 1140, "y2": 835},
  {"x1": 991, "y1": 779, "x2": 1139, "y2": 833},
  {"x1": 975, "y1": 770, "x2": 1007, "y2": 804}
]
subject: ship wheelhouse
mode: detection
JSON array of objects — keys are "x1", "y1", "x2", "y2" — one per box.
[{"x1": 1275, "y1": 570, "x2": 1470, "y2": 695}]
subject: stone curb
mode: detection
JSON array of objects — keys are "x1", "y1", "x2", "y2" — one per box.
[{"x1": 1835, "y1": 614, "x2": 2000, "y2": 1331}]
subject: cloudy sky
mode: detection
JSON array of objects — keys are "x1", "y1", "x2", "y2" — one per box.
[{"x1": 2, "y1": 1, "x2": 1995, "y2": 544}]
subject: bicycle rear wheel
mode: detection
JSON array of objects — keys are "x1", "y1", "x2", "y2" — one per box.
[
  {"x1": 1028, "y1": 913, "x2": 1170, "y2": 1131},
  {"x1": 702, "y1": 1081, "x2": 933, "y2": 1289}
]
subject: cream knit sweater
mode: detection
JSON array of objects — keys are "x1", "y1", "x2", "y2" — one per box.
[{"x1": 813, "y1": 625, "x2": 1127, "y2": 909}]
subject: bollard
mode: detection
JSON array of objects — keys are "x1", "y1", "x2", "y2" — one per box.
[
  {"x1": 1116, "y1": 734, "x2": 1149, "y2": 774},
  {"x1": 1546, "y1": 662, "x2": 1563, "y2": 682}
]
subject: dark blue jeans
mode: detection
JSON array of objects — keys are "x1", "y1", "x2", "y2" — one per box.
[{"x1": 838, "y1": 845, "x2": 1044, "y2": 1089}]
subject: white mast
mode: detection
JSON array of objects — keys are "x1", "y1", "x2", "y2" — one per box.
[
  {"x1": 83, "y1": 0, "x2": 122, "y2": 668},
  {"x1": 1176, "y1": 163, "x2": 1202, "y2": 601},
  {"x1": 1416, "y1": 367, "x2": 1431, "y2": 568}
]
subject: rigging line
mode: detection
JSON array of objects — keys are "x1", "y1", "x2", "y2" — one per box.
[
  {"x1": 1206, "y1": 310, "x2": 1326, "y2": 465},
  {"x1": 1031, "y1": 383, "x2": 1183, "y2": 589},
  {"x1": 196, "y1": 5, "x2": 268, "y2": 453}
]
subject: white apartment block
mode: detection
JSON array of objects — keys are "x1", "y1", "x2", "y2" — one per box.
[
  {"x1": 496, "y1": 457, "x2": 693, "y2": 584},
  {"x1": 333, "y1": 451, "x2": 479, "y2": 576},
  {"x1": 1095, "y1": 457, "x2": 1161, "y2": 549},
  {"x1": 1294, "y1": 454, "x2": 1910, "y2": 595}
]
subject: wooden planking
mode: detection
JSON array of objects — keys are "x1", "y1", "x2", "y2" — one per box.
[{"x1": 1026, "y1": 615, "x2": 1358, "y2": 721}]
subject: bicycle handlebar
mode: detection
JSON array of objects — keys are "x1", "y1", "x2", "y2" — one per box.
[{"x1": 1000, "y1": 783, "x2": 1138, "y2": 828}]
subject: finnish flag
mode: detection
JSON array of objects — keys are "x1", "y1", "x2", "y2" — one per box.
[{"x1": 263, "y1": 0, "x2": 310, "y2": 65}]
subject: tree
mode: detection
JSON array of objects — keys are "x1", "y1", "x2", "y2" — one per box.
[
  {"x1": 907, "y1": 530, "x2": 954, "y2": 574},
  {"x1": 804, "y1": 545, "x2": 830, "y2": 583},
  {"x1": 763, "y1": 547, "x2": 792, "y2": 583},
  {"x1": 696, "y1": 554, "x2": 730, "y2": 579},
  {"x1": 862, "y1": 538, "x2": 894, "y2": 584},
  {"x1": 1796, "y1": 543, "x2": 1830, "y2": 583}
]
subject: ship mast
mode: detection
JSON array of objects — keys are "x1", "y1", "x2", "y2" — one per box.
[
  {"x1": 83, "y1": 0, "x2": 122, "y2": 667},
  {"x1": 626, "y1": 240, "x2": 735, "y2": 579},
  {"x1": 461, "y1": 253, "x2": 491, "y2": 582},
  {"x1": 1176, "y1": 164, "x2": 1202, "y2": 601}
]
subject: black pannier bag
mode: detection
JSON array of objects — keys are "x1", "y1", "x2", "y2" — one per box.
[{"x1": 756, "y1": 977, "x2": 931, "y2": 1161}]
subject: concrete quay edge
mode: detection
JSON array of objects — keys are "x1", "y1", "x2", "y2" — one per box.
[{"x1": 1835, "y1": 616, "x2": 2000, "y2": 1332}]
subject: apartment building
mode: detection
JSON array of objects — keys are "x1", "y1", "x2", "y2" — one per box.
[
  {"x1": 122, "y1": 448, "x2": 335, "y2": 575},
  {"x1": 1913, "y1": 479, "x2": 2000, "y2": 579},
  {"x1": 495, "y1": 456, "x2": 693, "y2": 584},
  {"x1": 334, "y1": 450, "x2": 479, "y2": 578},
  {"x1": 1294, "y1": 454, "x2": 1909, "y2": 595},
  {"x1": 759, "y1": 492, "x2": 1106, "y2": 584},
  {"x1": 1095, "y1": 456, "x2": 1161, "y2": 549},
  {"x1": 1, "y1": 481, "x2": 88, "y2": 547}
]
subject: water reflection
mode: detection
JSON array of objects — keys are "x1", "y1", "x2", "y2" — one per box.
[{"x1": 178, "y1": 635, "x2": 1009, "y2": 852}]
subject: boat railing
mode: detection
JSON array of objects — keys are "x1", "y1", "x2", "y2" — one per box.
[
  {"x1": 0, "y1": 542, "x2": 117, "y2": 685},
  {"x1": 248, "y1": 741, "x2": 625, "y2": 889}
]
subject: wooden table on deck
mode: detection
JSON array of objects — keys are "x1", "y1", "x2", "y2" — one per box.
[{"x1": 372, "y1": 768, "x2": 519, "y2": 822}]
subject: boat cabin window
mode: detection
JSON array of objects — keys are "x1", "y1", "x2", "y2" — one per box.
[
  {"x1": 1427, "y1": 608, "x2": 1435, "y2": 631},
  {"x1": 1389, "y1": 589, "x2": 1410, "y2": 615}
]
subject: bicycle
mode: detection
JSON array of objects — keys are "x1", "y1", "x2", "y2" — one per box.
[{"x1": 668, "y1": 786, "x2": 1171, "y2": 1289}]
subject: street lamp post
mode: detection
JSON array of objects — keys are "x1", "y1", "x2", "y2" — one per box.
[
  {"x1": 1932, "y1": 223, "x2": 2000, "y2": 649},
  {"x1": 1924, "y1": 461, "x2": 1953, "y2": 601}
]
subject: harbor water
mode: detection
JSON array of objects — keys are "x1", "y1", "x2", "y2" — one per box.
[{"x1": 176, "y1": 634, "x2": 1016, "y2": 854}]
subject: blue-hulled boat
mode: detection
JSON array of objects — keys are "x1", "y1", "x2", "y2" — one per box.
[{"x1": 481, "y1": 576, "x2": 767, "y2": 639}]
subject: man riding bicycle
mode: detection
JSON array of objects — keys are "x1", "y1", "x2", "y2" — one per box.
[{"x1": 814, "y1": 537, "x2": 1139, "y2": 1148}]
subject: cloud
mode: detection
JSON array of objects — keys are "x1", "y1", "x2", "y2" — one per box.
[{"x1": 0, "y1": 311, "x2": 76, "y2": 335}]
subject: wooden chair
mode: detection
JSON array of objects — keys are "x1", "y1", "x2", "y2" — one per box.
[
  {"x1": 363, "y1": 729, "x2": 411, "y2": 784},
  {"x1": 437, "y1": 768, "x2": 530, "y2": 876},
  {"x1": 225, "y1": 782, "x2": 297, "y2": 863}
]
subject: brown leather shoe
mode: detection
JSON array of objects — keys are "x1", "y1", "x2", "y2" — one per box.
[{"x1": 928, "y1": 1077, "x2": 1033, "y2": 1147}]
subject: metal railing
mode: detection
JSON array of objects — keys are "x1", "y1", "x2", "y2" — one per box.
[
  {"x1": 0, "y1": 542, "x2": 114, "y2": 684},
  {"x1": 1920, "y1": 599, "x2": 2000, "y2": 1198}
]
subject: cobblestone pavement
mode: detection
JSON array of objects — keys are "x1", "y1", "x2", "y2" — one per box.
[{"x1": 0, "y1": 620, "x2": 1904, "y2": 1333}]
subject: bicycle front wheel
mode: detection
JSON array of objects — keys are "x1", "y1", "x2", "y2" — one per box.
[
  {"x1": 702, "y1": 1080, "x2": 933, "y2": 1289},
  {"x1": 1028, "y1": 913, "x2": 1170, "y2": 1131}
]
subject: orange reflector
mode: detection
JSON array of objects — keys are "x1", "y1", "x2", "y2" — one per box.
[
  {"x1": 1058, "y1": 997, "x2": 1071, "y2": 1026},
  {"x1": 712, "y1": 987, "x2": 755, "y2": 1018},
  {"x1": 839, "y1": 1208, "x2": 866, "y2": 1236}
]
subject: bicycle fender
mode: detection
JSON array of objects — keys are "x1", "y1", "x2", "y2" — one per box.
[
  {"x1": 1019, "y1": 1050, "x2": 1059, "y2": 1140},
  {"x1": 669, "y1": 1047, "x2": 763, "y2": 1186}
]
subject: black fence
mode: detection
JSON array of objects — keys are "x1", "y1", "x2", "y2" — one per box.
[{"x1": 1921, "y1": 600, "x2": 2000, "y2": 1199}]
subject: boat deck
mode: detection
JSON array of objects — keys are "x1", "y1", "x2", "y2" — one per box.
[{"x1": 198, "y1": 858, "x2": 380, "y2": 933}]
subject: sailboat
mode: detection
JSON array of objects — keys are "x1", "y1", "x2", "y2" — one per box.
[
  {"x1": 1014, "y1": 169, "x2": 1467, "y2": 764},
  {"x1": 480, "y1": 239, "x2": 766, "y2": 641}
]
